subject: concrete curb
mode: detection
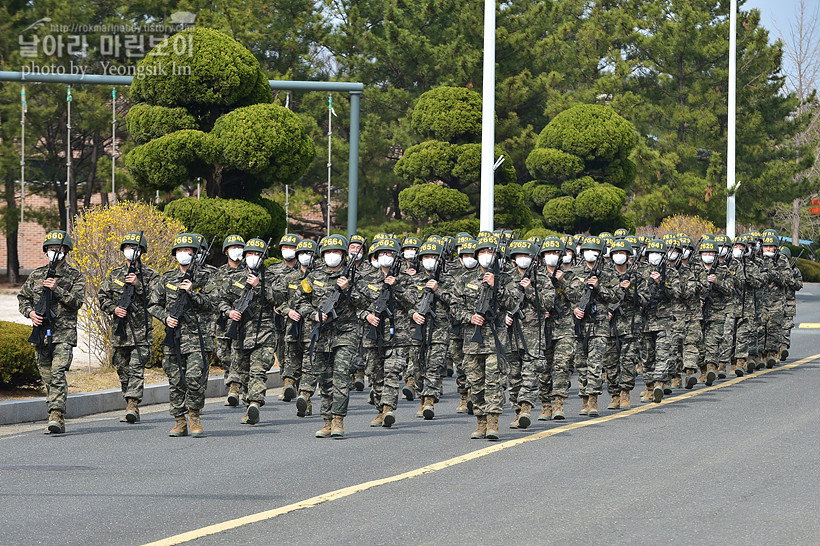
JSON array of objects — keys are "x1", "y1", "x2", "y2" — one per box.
[{"x1": 0, "y1": 369, "x2": 283, "y2": 425}]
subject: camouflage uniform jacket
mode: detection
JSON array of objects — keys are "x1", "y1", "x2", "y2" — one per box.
[
  {"x1": 98, "y1": 263, "x2": 159, "y2": 347},
  {"x1": 609, "y1": 262, "x2": 649, "y2": 339},
  {"x1": 269, "y1": 260, "x2": 298, "y2": 332},
  {"x1": 359, "y1": 267, "x2": 415, "y2": 348},
  {"x1": 446, "y1": 267, "x2": 522, "y2": 356},
  {"x1": 642, "y1": 263, "x2": 682, "y2": 331},
  {"x1": 785, "y1": 265, "x2": 802, "y2": 316},
  {"x1": 441, "y1": 263, "x2": 468, "y2": 339},
  {"x1": 292, "y1": 263, "x2": 368, "y2": 351},
  {"x1": 757, "y1": 254, "x2": 788, "y2": 310},
  {"x1": 273, "y1": 266, "x2": 311, "y2": 343},
  {"x1": 218, "y1": 266, "x2": 278, "y2": 350},
  {"x1": 545, "y1": 265, "x2": 577, "y2": 340},
  {"x1": 506, "y1": 267, "x2": 555, "y2": 353},
  {"x1": 677, "y1": 261, "x2": 702, "y2": 320},
  {"x1": 18, "y1": 261, "x2": 86, "y2": 347},
  {"x1": 210, "y1": 262, "x2": 242, "y2": 338},
  {"x1": 404, "y1": 267, "x2": 453, "y2": 344},
  {"x1": 694, "y1": 261, "x2": 733, "y2": 316},
  {"x1": 565, "y1": 262, "x2": 623, "y2": 337},
  {"x1": 149, "y1": 267, "x2": 215, "y2": 354}
]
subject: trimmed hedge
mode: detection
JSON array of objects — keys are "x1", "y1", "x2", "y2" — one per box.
[
  {"x1": 796, "y1": 258, "x2": 820, "y2": 283},
  {"x1": 0, "y1": 321, "x2": 39, "y2": 387}
]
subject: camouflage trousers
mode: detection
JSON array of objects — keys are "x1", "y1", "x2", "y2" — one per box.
[
  {"x1": 507, "y1": 349, "x2": 542, "y2": 410},
  {"x1": 36, "y1": 343, "x2": 74, "y2": 413},
  {"x1": 783, "y1": 314, "x2": 795, "y2": 348},
  {"x1": 701, "y1": 314, "x2": 726, "y2": 366},
  {"x1": 727, "y1": 315, "x2": 755, "y2": 360},
  {"x1": 224, "y1": 341, "x2": 251, "y2": 395},
  {"x1": 719, "y1": 314, "x2": 738, "y2": 364},
  {"x1": 603, "y1": 335, "x2": 639, "y2": 396},
  {"x1": 112, "y1": 345, "x2": 150, "y2": 402},
  {"x1": 214, "y1": 337, "x2": 235, "y2": 386},
  {"x1": 464, "y1": 352, "x2": 505, "y2": 415},
  {"x1": 678, "y1": 317, "x2": 702, "y2": 372},
  {"x1": 313, "y1": 343, "x2": 357, "y2": 418},
  {"x1": 447, "y1": 336, "x2": 468, "y2": 395},
  {"x1": 412, "y1": 342, "x2": 446, "y2": 401},
  {"x1": 578, "y1": 335, "x2": 607, "y2": 397},
  {"x1": 363, "y1": 346, "x2": 404, "y2": 410},
  {"x1": 642, "y1": 328, "x2": 675, "y2": 385},
  {"x1": 283, "y1": 340, "x2": 307, "y2": 390},
  {"x1": 162, "y1": 349, "x2": 207, "y2": 417},
  {"x1": 759, "y1": 307, "x2": 785, "y2": 353},
  {"x1": 243, "y1": 345, "x2": 276, "y2": 407},
  {"x1": 540, "y1": 336, "x2": 578, "y2": 402},
  {"x1": 274, "y1": 329, "x2": 286, "y2": 376}
]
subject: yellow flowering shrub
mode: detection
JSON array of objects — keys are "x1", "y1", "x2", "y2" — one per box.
[
  {"x1": 657, "y1": 214, "x2": 718, "y2": 243},
  {"x1": 70, "y1": 201, "x2": 185, "y2": 367}
]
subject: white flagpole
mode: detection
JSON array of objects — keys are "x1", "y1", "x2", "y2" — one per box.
[
  {"x1": 111, "y1": 87, "x2": 117, "y2": 203},
  {"x1": 479, "y1": 0, "x2": 496, "y2": 232},
  {"x1": 726, "y1": 0, "x2": 737, "y2": 239},
  {"x1": 327, "y1": 94, "x2": 334, "y2": 236},
  {"x1": 20, "y1": 85, "x2": 26, "y2": 226},
  {"x1": 66, "y1": 85, "x2": 72, "y2": 231}
]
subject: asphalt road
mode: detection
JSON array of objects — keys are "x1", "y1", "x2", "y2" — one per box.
[{"x1": 2, "y1": 285, "x2": 819, "y2": 545}]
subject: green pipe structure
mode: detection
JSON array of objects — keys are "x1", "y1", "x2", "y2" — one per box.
[{"x1": 0, "y1": 71, "x2": 364, "y2": 237}]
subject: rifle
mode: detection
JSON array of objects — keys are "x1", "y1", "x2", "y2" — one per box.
[
  {"x1": 287, "y1": 250, "x2": 315, "y2": 341},
  {"x1": 162, "y1": 236, "x2": 215, "y2": 389},
  {"x1": 113, "y1": 231, "x2": 144, "y2": 339},
  {"x1": 365, "y1": 252, "x2": 403, "y2": 345},
  {"x1": 573, "y1": 253, "x2": 603, "y2": 339},
  {"x1": 701, "y1": 254, "x2": 720, "y2": 321},
  {"x1": 544, "y1": 243, "x2": 566, "y2": 350},
  {"x1": 507, "y1": 239, "x2": 545, "y2": 361},
  {"x1": 790, "y1": 247, "x2": 805, "y2": 268},
  {"x1": 225, "y1": 238, "x2": 273, "y2": 340},
  {"x1": 411, "y1": 252, "x2": 447, "y2": 373},
  {"x1": 27, "y1": 250, "x2": 62, "y2": 352},
  {"x1": 307, "y1": 240, "x2": 366, "y2": 349},
  {"x1": 470, "y1": 237, "x2": 504, "y2": 344}
]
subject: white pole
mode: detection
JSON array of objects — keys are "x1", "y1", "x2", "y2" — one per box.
[
  {"x1": 66, "y1": 85, "x2": 72, "y2": 231},
  {"x1": 111, "y1": 87, "x2": 116, "y2": 203},
  {"x1": 20, "y1": 85, "x2": 26, "y2": 226},
  {"x1": 285, "y1": 184, "x2": 289, "y2": 234},
  {"x1": 479, "y1": 0, "x2": 496, "y2": 232},
  {"x1": 327, "y1": 94, "x2": 332, "y2": 236},
  {"x1": 726, "y1": 0, "x2": 737, "y2": 239}
]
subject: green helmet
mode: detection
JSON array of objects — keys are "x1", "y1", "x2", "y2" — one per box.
[
  {"x1": 222, "y1": 234, "x2": 245, "y2": 253},
  {"x1": 613, "y1": 228, "x2": 629, "y2": 238},
  {"x1": 244, "y1": 238, "x2": 267, "y2": 255},
  {"x1": 476, "y1": 230, "x2": 493, "y2": 239},
  {"x1": 321, "y1": 234, "x2": 348, "y2": 253},
  {"x1": 732, "y1": 235, "x2": 747, "y2": 247},
  {"x1": 296, "y1": 239, "x2": 317, "y2": 255},
  {"x1": 348, "y1": 234, "x2": 368, "y2": 256},
  {"x1": 646, "y1": 239, "x2": 667, "y2": 253},
  {"x1": 661, "y1": 232, "x2": 676, "y2": 241},
  {"x1": 369, "y1": 237, "x2": 400, "y2": 257},
  {"x1": 456, "y1": 233, "x2": 473, "y2": 246},
  {"x1": 714, "y1": 234, "x2": 730, "y2": 246},
  {"x1": 43, "y1": 230, "x2": 73, "y2": 252},
  {"x1": 171, "y1": 233, "x2": 199, "y2": 254},
  {"x1": 580, "y1": 236, "x2": 604, "y2": 252},
  {"x1": 666, "y1": 237, "x2": 681, "y2": 250},
  {"x1": 678, "y1": 235, "x2": 694, "y2": 249},
  {"x1": 610, "y1": 238, "x2": 632, "y2": 254},
  {"x1": 475, "y1": 235, "x2": 500, "y2": 253},
  {"x1": 419, "y1": 240, "x2": 443, "y2": 257},
  {"x1": 598, "y1": 231, "x2": 613, "y2": 239},
  {"x1": 279, "y1": 233, "x2": 300, "y2": 248},
  {"x1": 458, "y1": 240, "x2": 478, "y2": 255},
  {"x1": 372, "y1": 232, "x2": 389, "y2": 242},
  {"x1": 526, "y1": 235, "x2": 543, "y2": 246},
  {"x1": 762, "y1": 228, "x2": 778, "y2": 237},
  {"x1": 698, "y1": 238, "x2": 718, "y2": 253},
  {"x1": 402, "y1": 236, "x2": 422, "y2": 249},
  {"x1": 624, "y1": 235, "x2": 639, "y2": 246},
  {"x1": 761, "y1": 233, "x2": 779, "y2": 246},
  {"x1": 638, "y1": 234, "x2": 651, "y2": 245},
  {"x1": 780, "y1": 246, "x2": 791, "y2": 259},
  {"x1": 120, "y1": 231, "x2": 147, "y2": 253},
  {"x1": 541, "y1": 235, "x2": 563, "y2": 254},
  {"x1": 508, "y1": 239, "x2": 536, "y2": 256}
]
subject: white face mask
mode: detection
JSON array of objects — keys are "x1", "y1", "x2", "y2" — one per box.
[
  {"x1": 701, "y1": 254, "x2": 715, "y2": 264},
  {"x1": 562, "y1": 254, "x2": 573, "y2": 264},
  {"x1": 378, "y1": 254, "x2": 395, "y2": 268},
  {"x1": 612, "y1": 253, "x2": 628, "y2": 265},
  {"x1": 282, "y1": 248, "x2": 296, "y2": 260},
  {"x1": 298, "y1": 253, "x2": 313, "y2": 266},
  {"x1": 544, "y1": 254, "x2": 560, "y2": 267},
  {"x1": 515, "y1": 256, "x2": 532, "y2": 269},
  {"x1": 123, "y1": 248, "x2": 138, "y2": 262},
  {"x1": 324, "y1": 252, "x2": 343, "y2": 268},
  {"x1": 227, "y1": 248, "x2": 243, "y2": 262},
  {"x1": 403, "y1": 249, "x2": 417, "y2": 260},
  {"x1": 763, "y1": 251, "x2": 775, "y2": 258},
  {"x1": 668, "y1": 251, "x2": 680, "y2": 261},
  {"x1": 462, "y1": 256, "x2": 478, "y2": 269},
  {"x1": 478, "y1": 253, "x2": 494, "y2": 269},
  {"x1": 175, "y1": 251, "x2": 193, "y2": 266},
  {"x1": 370, "y1": 258, "x2": 379, "y2": 269},
  {"x1": 583, "y1": 250, "x2": 599, "y2": 263},
  {"x1": 719, "y1": 247, "x2": 728, "y2": 257},
  {"x1": 245, "y1": 255, "x2": 262, "y2": 270},
  {"x1": 47, "y1": 250, "x2": 65, "y2": 262},
  {"x1": 422, "y1": 257, "x2": 438, "y2": 271},
  {"x1": 648, "y1": 253, "x2": 663, "y2": 266},
  {"x1": 732, "y1": 248, "x2": 743, "y2": 259},
  {"x1": 682, "y1": 249, "x2": 692, "y2": 260}
]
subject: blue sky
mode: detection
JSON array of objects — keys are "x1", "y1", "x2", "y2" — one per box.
[{"x1": 744, "y1": 0, "x2": 805, "y2": 43}]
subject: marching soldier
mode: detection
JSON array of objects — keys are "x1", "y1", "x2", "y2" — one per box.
[
  {"x1": 696, "y1": 237, "x2": 733, "y2": 384},
  {"x1": 779, "y1": 246, "x2": 803, "y2": 360},
  {"x1": 214, "y1": 234, "x2": 246, "y2": 407},
  {"x1": 98, "y1": 231, "x2": 158, "y2": 423},
  {"x1": 758, "y1": 233, "x2": 789, "y2": 367},
  {"x1": 348, "y1": 234, "x2": 369, "y2": 391},
  {"x1": 449, "y1": 239, "x2": 478, "y2": 413},
  {"x1": 271, "y1": 233, "x2": 301, "y2": 394},
  {"x1": 18, "y1": 230, "x2": 85, "y2": 434},
  {"x1": 149, "y1": 233, "x2": 215, "y2": 437}
]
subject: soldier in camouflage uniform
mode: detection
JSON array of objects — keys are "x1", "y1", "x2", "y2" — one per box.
[
  {"x1": 192, "y1": 233, "x2": 219, "y2": 364},
  {"x1": 757, "y1": 233, "x2": 789, "y2": 368},
  {"x1": 98, "y1": 231, "x2": 158, "y2": 424},
  {"x1": 674, "y1": 235, "x2": 704, "y2": 389},
  {"x1": 407, "y1": 241, "x2": 451, "y2": 421},
  {"x1": 149, "y1": 233, "x2": 215, "y2": 438},
  {"x1": 292, "y1": 235, "x2": 368, "y2": 438},
  {"x1": 640, "y1": 239, "x2": 681, "y2": 404},
  {"x1": 504, "y1": 240, "x2": 553, "y2": 429},
  {"x1": 661, "y1": 237, "x2": 686, "y2": 391},
  {"x1": 603, "y1": 239, "x2": 647, "y2": 410},
  {"x1": 539, "y1": 235, "x2": 577, "y2": 421},
  {"x1": 18, "y1": 230, "x2": 86, "y2": 434},
  {"x1": 347, "y1": 234, "x2": 369, "y2": 392},
  {"x1": 446, "y1": 236, "x2": 522, "y2": 441},
  {"x1": 213, "y1": 235, "x2": 245, "y2": 407},
  {"x1": 399, "y1": 235, "x2": 422, "y2": 400},
  {"x1": 275, "y1": 239, "x2": 317, "y2": 415},
  {"x1": 565, "y1": 236, "x2": 623, "y2": 417},
  {"x1": 270, "y1": 233, "x2": 300, "y2": 394},
  {"x1": 725, "y1": 235, "x2": 764, "y2": 376},
  {"x1": 779, "y1": 246, "x2": 803, "y2": 361},
  {"x1": 443, "y1": 234, "x2": 472, "y2": 413},
  {"x1": 219, "y1": 238, "x2": 277, "y2": 425},
  {"x1": 694, "y1": 238, "x2": 733, "y2": 385}
]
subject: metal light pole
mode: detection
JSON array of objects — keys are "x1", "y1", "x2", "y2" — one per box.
[
  {"x1": 111, "y1": 87, "x2": 116, "y2": 203},
  {"x1": 284, "y1": 184, "x2": 290, "y2": 234},
  {"x1": 479, "y1": 0, "x2": 496, "y2": 232},
  {"x1": 66, "y1": 85, "x2": 72, "y2": 231},
  {"x1": 20, "y1": 85, "x2": 26, "y2": 226},
  {"x1": 726, "y1": 0, "x2": 737, "y2": 239}
]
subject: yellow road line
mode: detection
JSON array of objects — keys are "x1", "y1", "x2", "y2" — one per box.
[
  {"x1": 143, "y1": 352, "x2": 820, "y2": 546},
  {"x1": 798, "y1": 323, "x2": 820, "y2": 329}
]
